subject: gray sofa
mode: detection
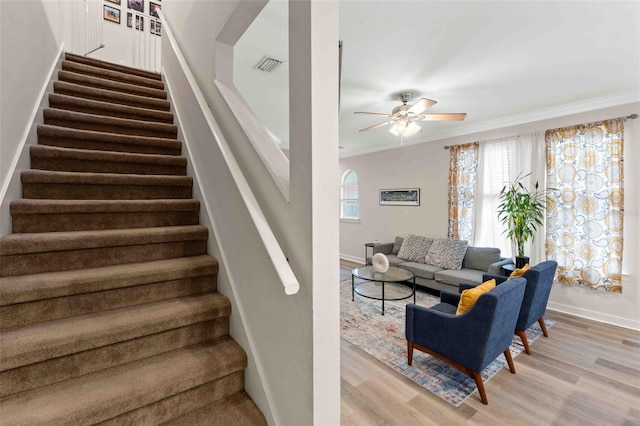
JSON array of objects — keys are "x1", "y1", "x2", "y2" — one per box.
[{"x1": 373, "y1": 236, "x2": 513, "y2": 293}]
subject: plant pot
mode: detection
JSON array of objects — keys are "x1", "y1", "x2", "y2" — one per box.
[{"x1": 515, "y1": 256, "x2": 530, "y2": 269}]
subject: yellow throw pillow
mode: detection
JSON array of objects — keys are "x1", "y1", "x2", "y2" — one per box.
[
  {"x1": 456, "y1": 279, "x2": 496, "y2": 315},
  {"x1": 508, "y1": 263, "x2": 531, "y2": 280}
]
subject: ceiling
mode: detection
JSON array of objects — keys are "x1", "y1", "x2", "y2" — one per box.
[{"x1": 338, "y1": 1, "x2": 640, "y2": 157}]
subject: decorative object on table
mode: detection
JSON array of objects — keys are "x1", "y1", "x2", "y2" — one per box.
[
  {"x1": 482, "y1": 260, "x2": 558, "y2": 355},
  {"x1": 406, "y1": 277, "x2": 526, "y2": 405},
  {"x1": 371, "y1": 253, "x2": 389, "y2": 273},
  {"x1": 497, "y1": 172, "x2": 548, "y2": 268},
  {"x1": 379, "y1": 188, "x2": 420, "y2": 206},
  {"x1": 103, "y1": 5, "x2": 121, "y2": 24},
  {"x1": 340, "y1": 279, "x2": 553, "y2": 406}
]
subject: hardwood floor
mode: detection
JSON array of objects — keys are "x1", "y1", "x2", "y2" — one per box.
[{"x1": 340, "y1": 260, "x2": 640, "y2": 425}]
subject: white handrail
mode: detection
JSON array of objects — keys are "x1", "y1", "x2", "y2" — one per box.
[{"x1": 158, "y1": 10, "x2": 299, "y2": 296}]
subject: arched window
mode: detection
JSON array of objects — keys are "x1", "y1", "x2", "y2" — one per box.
[{"x1": 341, "y1": 170, "x2": 359, "y2": 219}]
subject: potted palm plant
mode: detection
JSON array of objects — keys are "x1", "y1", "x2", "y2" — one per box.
[{"x1": 497, "y1": 173, "x2": 547, "y2": 268}]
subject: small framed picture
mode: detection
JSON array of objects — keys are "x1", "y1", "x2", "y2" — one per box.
[
  {"x1": 105, "y1": 0, "x2": 121, "y2": 4},
  {"x1": 135, "y1": 15, "x2": 144, "y2": 31},
  {"x1": 127, "y1": 12, "x2": 133, "y2": 28},
  {"x1": 379, "y1": 188, "x2": 420, "y2": 206},
  {"x1": 149, "y1": 2, "x2": 161, "y2": 18},
  {"x1": 127, "y1": 0, "x2": 143, "y2": 13},
  {"x1": 103, "y1": 5, "x2": 121, "y2": 24},
  {"x1": 151, "y1": 20, "x2": 162, "y2": 36}
]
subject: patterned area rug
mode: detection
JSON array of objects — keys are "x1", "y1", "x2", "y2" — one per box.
[{"x1": 340, "y1": 279, "x2": 554, "y2": 407}]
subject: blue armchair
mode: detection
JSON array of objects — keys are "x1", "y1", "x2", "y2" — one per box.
[
  {"x1": 482, "y1": 260, "x2": 558, "y2": 354},
  {"x1": 405, "y1": 277, "x2": 526, "y2": 405}
]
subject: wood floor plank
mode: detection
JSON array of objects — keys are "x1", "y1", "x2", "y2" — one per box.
[{"x1": 340, "y1": 259, "x2": 640, "y2": 425}]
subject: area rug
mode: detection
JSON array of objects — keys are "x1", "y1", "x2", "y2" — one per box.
[{"x1": 340, "y1": 279, "x2": 554, "y2": 407}]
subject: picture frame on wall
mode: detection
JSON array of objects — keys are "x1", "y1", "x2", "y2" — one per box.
[
  {"x1": 103, "y1": 5, "x2": 121, "y2": 24},
  {"x1": 127, "y1": 12, "x2": 133, "y2": 28},
  {"x1": 105, "y1": 0, "x2": 121, "y2": 5},
  {"x1": 379, "y1": 188, "x2": 420, "y2": 206},
  {"x1": 127, "y1": 0, "x2": 144, "y2": 13},
  {"x1": 151, "y1": 20, "x2": 162, "y2": 36},
  {"x1": 135, "y1": 15, "x2": 144, "y2": 31},
  {"x1": 149, "y1": 2, "x2": 161, "y2": 18}
]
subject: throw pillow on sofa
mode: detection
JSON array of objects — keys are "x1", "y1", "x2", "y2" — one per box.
[
  {"x1": 424, "y1": 238, "x2": 468, "y2": 270},
  {"x1": 397, "y1": 234, "x2": 433, "y2": 263},
  {"x1": 462, "y1": 246, "x2": 501, "y2": 271},
  {"x1": 391, "y1": 236, "x2": 404, "y2": 255}
]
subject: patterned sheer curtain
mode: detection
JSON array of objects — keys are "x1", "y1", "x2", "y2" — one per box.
[
  {"x1": 448, "y1": 142, "x2": 479, "y2": 241},
  {"x1": 545, "y1": 119, "x2": 624, "y2": 292}
]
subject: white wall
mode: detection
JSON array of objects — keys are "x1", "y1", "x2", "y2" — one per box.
[
  {"x1": 163, "y1": 1, "x2": 340, "y2": 424},
  {"x1": 340, "y1": 103, "x2": 640, "y2": 330}
]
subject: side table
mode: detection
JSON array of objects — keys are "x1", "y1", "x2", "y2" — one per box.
[
  {"x1": 501, "y1": 263, "x2": 515, "y2": 277},
  {"x1": 364, "y1": 242, "x2": 377, "y2": 265}
]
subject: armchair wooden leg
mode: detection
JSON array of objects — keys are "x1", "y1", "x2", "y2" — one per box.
[
  {"x1": 538, "y1": 317, "x2": 549, "y2": 337},
  {"x1": 515, "y1": 330, "x2": 531, "y2": 355},
  {"x1": 407, "y1": 341, "x2": 414, "y2": 365},
  {"x1": 471, "y1": 371, "x2": 488, "y2": 405},
  {"x1": 504, "y1": 348, "x2": 516, "y2": 374}
]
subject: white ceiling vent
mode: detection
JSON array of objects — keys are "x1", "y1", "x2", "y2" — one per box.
[{"x1": 254, "y1": 55, "x2": 284, "y2": 73}]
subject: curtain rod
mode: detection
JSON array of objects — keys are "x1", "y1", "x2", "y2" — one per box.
[{"x1": 443, "y1": 114, "x2": 638, "y2": 149}]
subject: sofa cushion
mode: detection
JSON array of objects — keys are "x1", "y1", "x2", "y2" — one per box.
[
  {"x1": 397, "y1": 234, "x2": 433, "y2": 263},
  {"x1": 391, "y1": 236, "x2": 404, "y2": 255},
  {"x1": 398, "y1": 262, "x2": 444, "y2": 280},
  {"x1": 456, "y1": 279, "x2": 496, "y2": 315},
  {"x1": 462, "y1": 246, "x2": 501, "y2": 272},
  {"x1": 386, "y1": 254, "x2": 404, "y2": 267},
  {"x1": 434, "y1": 268, "x2": 485, "y2": 286},
  {"x1": 425, "y1": 238, "x2": 468, "y2": 269}
]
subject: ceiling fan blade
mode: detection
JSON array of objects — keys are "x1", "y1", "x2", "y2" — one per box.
[
  {"x1": 417, "y1": 113, "x2": 467, "y2": 121},
  {"x1": 354, "y1": 111, "x2": 392, "y2": 117},
  {"x1": 408, "y1": 98, "x2": 437, "y2": 115},
  {"x1": 359, "y1": 120, "x2": 391, "y2": 132}
]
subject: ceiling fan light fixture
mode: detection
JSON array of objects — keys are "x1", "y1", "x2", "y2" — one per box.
[
  {"x1": 389, "y1": 119, "x2": 421, "y2": 137},
  {"x1": 404, "y1": 121, "x2": 422, "y2": 137}
]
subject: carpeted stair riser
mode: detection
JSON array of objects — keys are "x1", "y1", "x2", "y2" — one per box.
[
  {"x1": 49, "y1": 93, "x2": 174, "y2": 123},
  {"x1": 22, "y1": 171, "x2": 192, "y2": 200},
  {"x1": 1, "y1": 274, "x2": 217, "y2": 329},
  {"x1": 54, "y1": 81, "x2": 171, "y2": 112},
  {"x1": 61, "y1": 60, "x2": 165, "y2": 91},
  {"x1": 0, "y1": 225, "x2": 208, "y2": 277},
  {"x1": 0, "y1": 256, "x2": 217, "y2": 306},
  {"x1": 0, "y1": 338, "x2": 247, "y2": 425},
  {"x1": 38, "y1": 125, "x2": 183, "y2": 156},
  {"x1": 98, "y1": 373, "x2": 245, "y2": 426},
  {"x1": 58, "y1": 70, "x2": 167, "y2": 100},
  {"x1": 1, "y1": 318, "x2": 228, "y2": 398},
  {"x1": 30, "y1": 145, "x2": 187, "y2": 176},
  {"x1": 11, "y1": 200, "x2": 199, "y2": 233},
  {"x1": 65, "y1": 52, "x2": 162, "y2": 82},
  {"x1": 1, "y1": 293, "x2": 230, "y2": 371},
  {"x1": 165, "y1": 391, "x2": 268, "y2": 426},
  {"x1": 44, "y1": 108, "x2": 178, "y2": 138}
]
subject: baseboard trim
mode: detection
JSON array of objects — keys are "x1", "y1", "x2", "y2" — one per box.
[
  {"x1": 340, "y1": 254, "x2": 365, "y2": 265},
  {"x1": 547, "y1": 301, "x2": 640, "y2": 331}
]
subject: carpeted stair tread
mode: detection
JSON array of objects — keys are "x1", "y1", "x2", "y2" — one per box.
[
  {"x1": 49, "y1": 93, "x2": 174, "y2": 123},
  {"x1": 0, "y1": 338, "x2": 247, "y2": 425},
  {"x1": 65, "y1": 52, "x2": 162, "y2": 81},
  {"x1": 10, "y1": 199, "x2": 200, "y2": 233},
  {"x1": 164, "y1": 391, "x2": 267, "y2": 426},
  {"x1": 58, "y1": 70, "x2": 167, "y2": 100},
  {"x1": 0, "y1": 225, "x2": 207, "y2": 256},
  {"x1": 44, "y1": 108, "x2": 178, "y2": 138},
  {"x1": 29, "y1": 145, "x2": 187, "y2": 175},
  {"x1": 54, "y1": 81, "x2": 170, "y2": 111},
  {"x1": 62, "y1": 60, "x2": 165, "y2": 90},
  {"x1": 0, "y1": 255, "x2": 217, "y2": 306},
  {"x1": 37, "y1": 124, "x2": 182, "y2": 156},
  {"x1": 0, "y1": 292, "x2": 231, "y2": 371}
]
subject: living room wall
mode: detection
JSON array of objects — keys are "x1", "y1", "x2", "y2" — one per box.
[{"x1": 340, "y1": 103, "x2": 640, "y2": 330}]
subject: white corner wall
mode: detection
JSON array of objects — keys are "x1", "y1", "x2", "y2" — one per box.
[{"x1": 340, "y1": 103, "x2": 640, "y2": 330}]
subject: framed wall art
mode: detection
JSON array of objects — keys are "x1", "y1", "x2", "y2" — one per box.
[
  {"x1": 127, "y1": 0, "x2": 143, "y2": 13},
  {"x1": 379, "y1": 188, "x2": 420, "y2": 206},
  {"x1": 103, "y1": 5, "x2": 121, "y2": 24}
]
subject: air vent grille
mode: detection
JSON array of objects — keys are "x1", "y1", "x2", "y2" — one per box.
[{"x1": 254, "y1": 56, "x2": 283, "y2": 73}]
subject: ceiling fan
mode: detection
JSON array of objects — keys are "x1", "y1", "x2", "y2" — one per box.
[{"x1": 354, "y1": 92, "x2": 467, "y2": 138}]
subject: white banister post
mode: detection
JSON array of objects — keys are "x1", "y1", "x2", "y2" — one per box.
[{"x1": 289, "y1": 0, "x2": 340, "y2": 424}]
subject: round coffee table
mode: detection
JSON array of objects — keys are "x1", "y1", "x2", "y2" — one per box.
[{"x1": 351, "y1": 266, "x2": 416, "y2": 315}]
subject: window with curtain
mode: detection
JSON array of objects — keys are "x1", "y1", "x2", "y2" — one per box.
[
  {"x1": 545, "y1": 119, "x2": 624, "y2": 292},
  {"x1": 447, "y1": 142, "x2": 478, "y2": 241},
  {"x1": 340, "y1": 170, "x2": 359, "y2": 220}
]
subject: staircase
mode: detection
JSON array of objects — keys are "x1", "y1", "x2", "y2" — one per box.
[{"x1": 0, "y1": 53, "x2": 267, "y2": 425}]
